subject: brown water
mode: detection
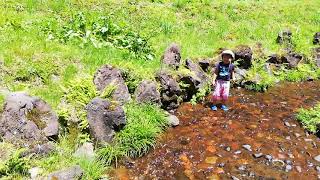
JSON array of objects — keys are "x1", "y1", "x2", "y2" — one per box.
[{"x1": 112, "y1": 81, "x2": 320, "y2": 180}]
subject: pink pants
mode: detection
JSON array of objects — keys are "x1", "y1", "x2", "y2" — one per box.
[{"x1": 212, "y1": 80, "x2": 230, "y2": 101}]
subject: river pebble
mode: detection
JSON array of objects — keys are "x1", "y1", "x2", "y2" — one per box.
[
  {"x1": 295, "y1": 166, "x2": 302, "y2": 173},
  {"x1": 265, "y1": 155, "x2": 273, "y2": 161},
  {"x1": 253, "y1": 153, "x2": 263, "y2": 158},
  {"x1": 238, "y1": 165, "x2": 246, "y2": 171},
  {"x1": 242, "y1": 144, "x2": 252, "y2": 151},
  {"x1": 284, "y1": 122, "x2": 291, "y2": 127},
  {"x1": 234, "y1": 150, "x2": 242, "y2": 155},
  {"x1": 314, "y1": 155, "x2": 320, "y2": 162},
  {"x1": 285, "y1": 165, "x2": 292, "y2": 172}
]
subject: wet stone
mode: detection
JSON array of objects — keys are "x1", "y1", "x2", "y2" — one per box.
[
  {"x1": 225, "y1": 147, "x2": 231, "y2": 152},
  {"x1": 234, "y1": 150, "x2": 242, "y2": 155},
  {"x1": 314, "y1": 155, "x2": 320, "y2": 162},
  {"x1": 285, "y1": 136, "x2": 291, "y2": 140},
  {"x1": 285, "y1": 160, "x2": 292, "y2": 165},
  {"x1": 285, "y1": 165, "x2": 293, "y2": 172},
  {"x1": 232, "y1": 176, "x2": 240, "y2": 180},
  {"x1": 295, "y1": 166, "x2": 302, "y2": 173},
  {"x1": 288, "y1": 153, "x2": 294, "y2": 159},
  {"x1": 307, "y1": 161, "x2": 314, "y2": 167},
  {"x1": 238, "y1": 165, "x2": 246, "y2": 171},
  {"x1": 253, "y1": 153, "x2": 263, "y2": 158},
  {"x1": 294, "y1": 133, "x2": 301, "y2": 138},
  {"x1": 265, "y1": 155, "x2": 273, "y2": 161},
  {"x1": 242, "y1": 144, "x2": 252, "y2": 152},
  {"x1": 218, "y1": 163, "x2": 225, "y2": 167},
  {"x1": 284, "y1": 122, "x2": 291, "y2": 127},
  {"x1": 316, "y1": 166, "x2": 320, "y2": 173}
]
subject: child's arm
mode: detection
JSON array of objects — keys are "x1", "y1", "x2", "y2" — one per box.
[
  {"x1": 212, "y1": 66, "x2": 218, "y2": 85},
  {"x1": 231, "y1": 71, "x2": 236, "y2": 82}
]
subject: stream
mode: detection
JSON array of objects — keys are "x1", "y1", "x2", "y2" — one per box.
[{"x1": 112, "y1": 81, "x2": 320, "y2": 180}]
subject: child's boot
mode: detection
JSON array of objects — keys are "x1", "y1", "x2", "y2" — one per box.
[
  {"x1": 211, "y1": 105, "x2": 218, "y2": 111},
  {"x1": 221, "y1": 105, "x2": 229, "y2": 111}
]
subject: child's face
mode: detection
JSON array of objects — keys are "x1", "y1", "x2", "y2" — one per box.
[{"x1": 222, "y1": 54, "x2": 232, "y2": 64}]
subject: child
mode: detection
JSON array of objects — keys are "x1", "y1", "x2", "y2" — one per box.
[{"x1": 211, "y1": 50, "x2": 235, "y2": 111}]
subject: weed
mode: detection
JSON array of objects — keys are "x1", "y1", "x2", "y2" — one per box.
[
  {"x1": 297, "y1": 103, "x2": 320, "y2": 133},
  {"x1": 98, "y1": 103, "x2": 167, "y2": 165}
]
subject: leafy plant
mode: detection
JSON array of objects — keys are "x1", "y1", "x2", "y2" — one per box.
[
  {"x1": 58, "y1": 76, "x2": 98, "y2": 143},
  {"x1": 243, "y1": 59, "x2": 278, "y2": 92},
  {"x1": 0, "y1": 149, "x2": 30, "y2": 177},
  {"x1": 296, "y1": 103, "x2": 320, "y2": 133},
  {"x1": 44, "y1": 12, "x2": 154, "y2": 60},
  {"x1": 98, "y1": 103, "x2": 168, "y2": 165}
]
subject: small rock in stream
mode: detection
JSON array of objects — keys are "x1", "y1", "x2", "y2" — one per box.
[
  {"x1": 225, "y1": 147, "x2": 231, "y2": 152},
  {"x1": 285, "y1": 160, "x2": 293, "y2": 165},
  {"x1": 285, "y1": 136, "x2": 291, "y2": 140},
  {"x1": 238, "y1": 165, "x2": 246, "y2": 171},
  {"x1": 294, "y1": 133, "x2": 301, "y2": 138},
  {"x1": 218, "y1": 163, "x2": 225, "y2": 167},
  {"x1": 265, "y1": 155, "x2": 273, "y2": 161},
  {"x1": 234, "y1": 150, "x2": 242, "y2": 155},
  {"x1": 316, "y1": 166, "x2": 320, "y2": 173},
  {"x1": 284, "y1": 122, "x2": 291, "y2": 127},
  {"x1": 288, "y1": 153, "x2": 294, "y2": 159},
  {"x1": 232, "y1": 176, "x2": 240, "y2": 180},
  {"x1": 314, "y1": 155, "x2": 320, "y2": 162},
  {"x1": 242, "y1": 144, "x2": 252, "y2": 151},
  {"x1": 285, "y1": 165, "x2": 293, "y2": 172},
  {"x1": 295, "y1": 166, "x2": 302, "y2": 173},
  {"x1": 253, "y1": 153, "x2": 264, "y2": 158}
]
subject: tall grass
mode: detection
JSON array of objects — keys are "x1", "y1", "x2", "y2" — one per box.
[{"x1": 98, "y1": 103, "x2": 168, "y2": 165}]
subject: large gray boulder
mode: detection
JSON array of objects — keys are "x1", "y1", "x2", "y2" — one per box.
[
  {"x1": 233, "y1": 68, "x2": 248, "y2": 87},
  {"x1": 313, "y1": 47, "x2": 320, "y2": 67},
  {"x1": 86, "y1": 98, "x2": 126, "y2": 144},
  {"x1": 276, "y1": 30, "x2": 292, "y2": 44},
  {"x1": 0, "y1": 92, "x2": 58, "y2": 151},
  {"x1": 134, "y1": 80, "x2": 161, "y2": 105},
  {"x1": 313, "y1": 32, "x2": 320, "y2": 45},
  {"x1": 155, "y1": 71, "x2": 182, "y2": 110},
  {"x1": 161, "y1": 43, "x2": 181, "y2": 69},
  {"x1": 93, "y1": 65, "x2": 130, "y2": 104},
  {"x1": 45, "y1": 165, "x2": 83, "y2": 180},
  {"x1": 179, "y1": 59, "x2": 209, "y2": 101},
  {"x1": 281, "y1": 52, "x2": 303, "y2": 68},
  {"x1": 234, "y1": 45, "x2": 253, "y2": 69},
  {"x1": 198, "y1": 59, "x2": 210, "y2": 72}
]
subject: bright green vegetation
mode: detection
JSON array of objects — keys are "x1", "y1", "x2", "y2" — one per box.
[
  {"x1": 297, "y1": 103, "x2": 320, "y2": 134},
  {"x1": 98, "y1": 103, "x2": 168, "y2": 165},
  {"x1": 1, "y1": 0, "x2": 320, "y2": 178}
]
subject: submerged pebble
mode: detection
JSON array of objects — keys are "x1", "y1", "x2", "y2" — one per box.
[{"x1": 242, "y1": 144, "x2": 252, "y2": 152}]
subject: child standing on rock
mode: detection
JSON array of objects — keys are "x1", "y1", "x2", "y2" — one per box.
[{"x1": 211, "y1": 50, "x2": 235, "y2": 111}]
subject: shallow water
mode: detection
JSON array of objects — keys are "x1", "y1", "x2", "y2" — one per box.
[{"x1": 112, "y1": 81, "x2": 320, "y2": 180}]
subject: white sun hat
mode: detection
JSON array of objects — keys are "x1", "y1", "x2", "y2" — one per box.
[{"x1": 221, "y1": 50, "x2": 235, "y2": 60}]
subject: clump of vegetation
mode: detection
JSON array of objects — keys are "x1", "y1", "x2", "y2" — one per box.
[
  {"x1": 243, "y1": 59, "x2": 278, "y2": 92},
  {"x1": 43, "y1": 12, "x2": 154, "y2": 61},
  {"x1": 0, "y1": 147, "x2": 30, "y2": 178},
  {"x1": 30, "y1": 137, "x2": 107, "y2": 179},
  {"x1": 58, "y1": 76, "x2": 98, "y2": 144},
  {"x1": 296, "y1": 103, "x2": 320, "y2": 133},
  {"x1": 98, "y1": 103, "x2": 168, "y2": 165}
]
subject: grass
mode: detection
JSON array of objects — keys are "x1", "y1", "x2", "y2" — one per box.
[
  {"x1": 297, "y1": 103, "x2": 320, "y2": 133},
  {"x1": 0, "y1": 0, "x2": 320, "y2": 179},
  {"x1": 29, "y1": 137, "x2": 108, "y2": 180},
  {"x1": 98, "y1": 103, "x2": 168, "y2": 165}
]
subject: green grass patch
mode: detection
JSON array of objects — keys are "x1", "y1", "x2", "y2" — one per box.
[
  {"x1": 296, "y1": 103, "x2": 320, "y2": 133},
  {"x1": 98, "y1": 103, "x2": 168, "y2": 165}
]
